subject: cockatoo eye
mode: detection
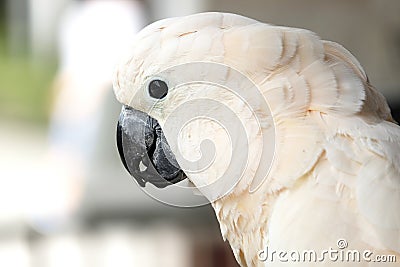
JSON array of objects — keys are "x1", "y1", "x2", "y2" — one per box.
[{"x1": 148, "y1": 79, "x2": 168, "y2": 99}]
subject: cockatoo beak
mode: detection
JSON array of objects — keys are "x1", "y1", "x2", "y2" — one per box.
[{"x1": 116, "y1": 105, "x2": 186, "y2": 188}]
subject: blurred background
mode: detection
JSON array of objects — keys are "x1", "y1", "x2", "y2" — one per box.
[{"x1": 0, "y1": 0, "x2": 399, "y2": 266}]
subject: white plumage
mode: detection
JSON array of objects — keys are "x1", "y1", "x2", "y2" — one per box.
[{"x1": 114, "y1": 13, "x2": 400, "y2": 266}]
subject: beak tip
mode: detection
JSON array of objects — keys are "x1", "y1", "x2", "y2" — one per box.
[{"x1": 137, "y1": 179, "x2": 146, "y2": 187}]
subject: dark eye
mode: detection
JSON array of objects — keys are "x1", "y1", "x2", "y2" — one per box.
[{"x1": 148, "y1": 79, "x2": 168, "y2": 99}]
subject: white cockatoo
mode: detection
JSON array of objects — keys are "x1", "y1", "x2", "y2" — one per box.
[{"x1": 113, "y1": 13, "x2": 400, "y2": 266}]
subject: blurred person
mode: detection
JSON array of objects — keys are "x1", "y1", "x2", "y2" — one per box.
[{"x1": 28, "y1": 0, "x2": 146, "y2": 233}]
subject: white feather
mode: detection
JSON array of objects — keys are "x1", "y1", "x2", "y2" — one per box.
[{"x1": 113, "y1": 12, "x2": 400, "y2": 266}]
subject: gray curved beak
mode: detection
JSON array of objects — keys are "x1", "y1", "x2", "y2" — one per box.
[{"x1": 116, "y1": 105, "x2": 186, "y2": 188}]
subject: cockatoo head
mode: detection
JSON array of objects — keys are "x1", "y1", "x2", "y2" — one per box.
[
  {"x1": 113, "y1": 12, "x2": 400, "y2": 267},
  {"x1": 114, "y1": 12, "x2": 277, "y2": 201}
]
